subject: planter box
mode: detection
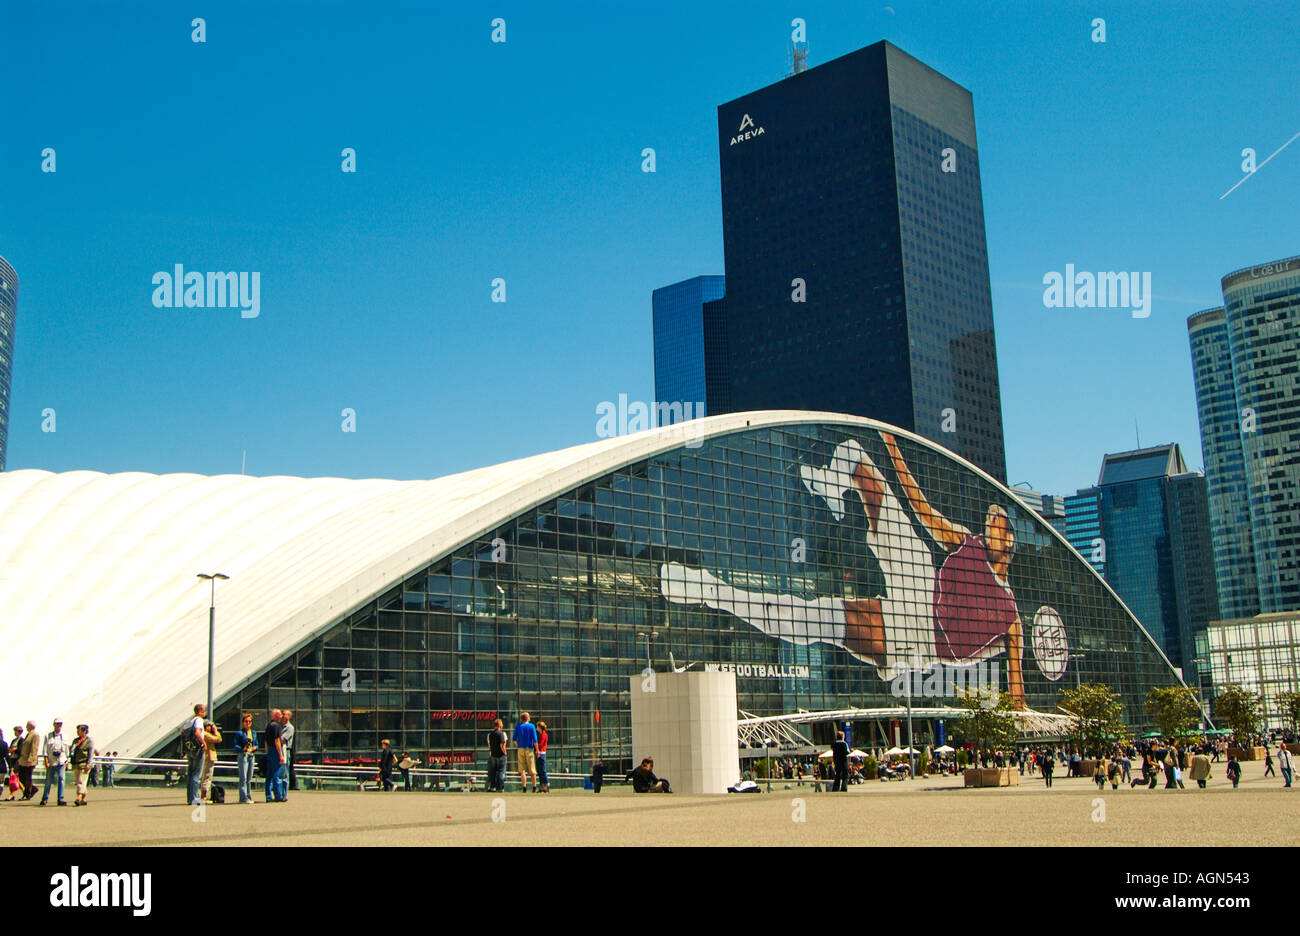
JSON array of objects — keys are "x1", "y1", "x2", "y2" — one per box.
[
  {"x1": 1228, "y1": 746, "x2": 1267, "y2": 761},
  {"x1": 964, "y1": 767, "x2": 1019, "y2": 788}
]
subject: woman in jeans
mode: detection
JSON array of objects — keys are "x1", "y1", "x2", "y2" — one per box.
[
  {"x1": 232, "y1": 713, "x2": 258, "y2": 804},
  {"x1": 535, "y1": 721, "x2": 550, "y2": 792},
  {"x1": 69, "y1": 724, "x2": 95, "y2": 806}
]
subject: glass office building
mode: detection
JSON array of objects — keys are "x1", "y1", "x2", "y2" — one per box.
[
  {"x1": 1188, "y1": 307, "x2": 1260, "y2": 620},
  {"x1": 1095, "y1": 445, "x2": 1220, "y2": 678},
  {"x1": 1204, "y1": 612, "x2": 1300, "y2": 730},
  {"x1": 1218, "y1": 258, "x2": 1300, "y2": 614},
  {"x1": 714, "y1": 41, "x2": 1007, "y2": 483},
  {"x1": 0, "y1": 254, "x2": 17, "y2": 471},
  {"x1": 652, "y1": 275, "x2": 726, "y2": 423},
  {"x1": 1064, "y1": 487, "x2": 1104, "y2": 577}
]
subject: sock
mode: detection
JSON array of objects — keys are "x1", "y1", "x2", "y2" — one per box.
[{"x1": 710, "y1": 583, "x2": 846, "y2": 646}]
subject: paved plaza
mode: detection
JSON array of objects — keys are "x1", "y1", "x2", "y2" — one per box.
[{"x1": 11, "y1": 759, "x2": 1297, "y2": 846}]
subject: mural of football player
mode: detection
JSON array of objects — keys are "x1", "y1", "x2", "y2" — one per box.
[{"x1": 661, "y1": 431, "x2": 1027, "y2": 708}]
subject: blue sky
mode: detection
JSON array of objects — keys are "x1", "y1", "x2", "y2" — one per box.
[{"x1": 2, "y1": 0, "x2": 1296, "y2": 495}]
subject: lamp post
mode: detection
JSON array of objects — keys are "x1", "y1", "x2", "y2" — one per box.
[
  {"x1": 1067, "y1": 651, "x2": 1086, "y2": 689},
  {"x1": 636, "y1": 631, "x2": 659, "y2": 670},
  {"x1": 898, "y1": 644, "x2": 916, "y2": 778},
  {"x1": 196, "y1": 573, "x2": 230, "y2": 719}
]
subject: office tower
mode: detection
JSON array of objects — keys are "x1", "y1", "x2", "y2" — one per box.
[
  {"x1": 1217, "y1": 258, "x2": 1300, "y2": 613},
  {"x1": 1012, "y1": 488, "x2": 1067, "y2": 537},
  {"x1": 713, "y1": 41, "x2": 1007, "y2": 482},
  {"x1": 0, "y1": 254, "x2": 17, "y2": 471},
  {"x1": 1187, "y1": 307, "x2": 1259, "y2": 619},
  {"x1": 1095, "y1": 444, "x2": 1220, "y2": 674},
  {"x1": 652, "y1": 276, "x2": 726, "y2": 424},
  {"x1": 1064, "y1": 487, "x2": 1104, "y2": 576}
]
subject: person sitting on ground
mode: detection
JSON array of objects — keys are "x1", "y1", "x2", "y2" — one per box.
[{"x1": 629, "y1": 757, "x2": 672, "y2": 793}]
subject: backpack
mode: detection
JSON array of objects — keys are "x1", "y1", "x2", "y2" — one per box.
[
  {"x1": 210, "y1": 784, "x2": 226, "y2": 804},
  {"x1": 180, "y1": 723, "x2": 203, "y2": 756}
]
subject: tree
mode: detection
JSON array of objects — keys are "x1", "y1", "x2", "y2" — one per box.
[
  {"x1": 1214, "y1": 684, "x2": 1263, "y2": 742},
  {"x1": 952, "y1": 689, "x2": 1019, "y2": 755},
  {"x1": 1144, "y1": 686, "x2": 1201, "y2": 738},
  {"x1": 1276, "y1": 690, "x2": 1300, "y2": 736},
  {"x1": 1058, "y1": 683, "x2": 1126, "y2": 754}
]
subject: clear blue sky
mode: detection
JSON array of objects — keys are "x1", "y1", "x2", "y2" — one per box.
[{"x1": 2, "y1": 0, "x2": 1296, "y2": 495}]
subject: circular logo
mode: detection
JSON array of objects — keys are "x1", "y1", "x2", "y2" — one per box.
[{"x1": 1031, "y1": 606, "x2": 1069, "y2": 682}]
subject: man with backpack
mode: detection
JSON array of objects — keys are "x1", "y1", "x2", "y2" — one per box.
[{"x1": 182, "y1": 704, "x2": 207, "y2": 806}]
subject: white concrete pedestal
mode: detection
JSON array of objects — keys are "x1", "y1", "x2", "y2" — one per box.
[{"x1": 629, "y1": 670, "x2": 739, "y2": 794}]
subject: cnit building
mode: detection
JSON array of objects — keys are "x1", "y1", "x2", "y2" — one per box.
[{"x1": 1, "y1": 413, "x2": 1188, "y2": 771}]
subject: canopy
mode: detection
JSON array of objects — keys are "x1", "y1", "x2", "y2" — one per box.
[{"x1": 934, "y1": 744, "x2": 956, "y2": 754}]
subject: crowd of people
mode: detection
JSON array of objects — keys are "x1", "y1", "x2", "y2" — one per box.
[{"x1": 1, "y1": 720, "x2": 119, "y2": 806}]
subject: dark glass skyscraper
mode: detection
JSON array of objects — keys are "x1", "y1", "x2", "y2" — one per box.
[
  {"x1": 1188, "y1": 307, "x2": 1259, "y2": 619},
  {"x1": 1064, "y1": 487, "x2": 1104, "y2": 577},
  {"x1": 0, "y1": 254, "x2": 17, "y2": 472},
  {"x1": 714, "y1": 41, "x2": 1007, "y2": 482},
  {"x1": 652, "y1": 276, "x2": 725, "y2": 424},
  {"x1": 1096, "y1": 444, "x2": 1220, "y2": 677}
]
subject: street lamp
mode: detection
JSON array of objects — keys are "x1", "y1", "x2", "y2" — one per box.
[
  {"x1": 636, "y1": 630, "x2": 659, "y2": 670},
  {"x1": 898, "y1": 644, "x2": 916, "y2": 778},
  {"x1": 1067, "y1": 652, "x2": 1086, "y2": 689},
  {"x1": 196, "y1": 573, "x2": 230, "y2": 719}
]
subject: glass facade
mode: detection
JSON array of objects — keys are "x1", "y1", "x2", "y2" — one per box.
[
  {"x1": 185, "y1": 421, "x2": 1183, "y2": 772},
  {"x1": 652, "y1": 275, "x2": 725, "y2": 423},
  {"x1": 1064, "y1": 487, "x2": 1104, "y2": 577},
  {"x1": 1220, "y1": 259, "x2": 1300, "y2": 614},
  {"x1": 1188, "y1": 307, "x2": 1260, "y2": 620},
  {"x1": 1205, "y1": 613, "x2": 1300, "y2": 730},
  {"x1": 714, "y1": 41, "x2": 1007, "y2": 483},
  {"x1": 0, "y1": 254, "x2": 17, "y2": 472},
  {"x1": 1096, "y1": 445, "x2": 1220, "y2": 678}
]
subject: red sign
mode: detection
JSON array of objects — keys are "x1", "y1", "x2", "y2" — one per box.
[{"x1": 431, "y1": 711, "x2": 498, "y2": 721}]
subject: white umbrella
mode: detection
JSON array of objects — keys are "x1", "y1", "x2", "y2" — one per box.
[
  {"x1": 935, "y1": 744, "x2": 955, "y2": 754},
  {"x1": 849, "y1": 749, "x2": 869, "y2": 759},
  {"x1": 818, "y1": 749, "x2": 834, "y2": 759},
  {"x1": 885, "y1": 746, "x2": 906, "y2": 756}
]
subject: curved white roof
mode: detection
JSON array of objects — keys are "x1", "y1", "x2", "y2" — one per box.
[{"x1": 0, "y1": 410, "x2": 1180, "y2": 755}]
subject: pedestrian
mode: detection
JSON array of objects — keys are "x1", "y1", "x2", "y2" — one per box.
[
  {"x1": 378, "y1": 739, "x2": 397, "y2": 791},
  {"x1": 18, "y1": 721, "x2": 40, "y2": 800},
  {"x1": 232, "y1": 713, "x2": 258, "y2": 804},
  {"x1": 1107, "y1": 758, "x2": 1121, "y2": 790},
  {"x1": 486, "y1": 718, "x2": 508, "y2": 792},
  {"x1": 1226, "y1": 754, "x2": 1241, "y2": 789},
  {"x1": 535, "y1": 721, "x2": 550, "y2": 793},
  {"x1": 280, "y1": 710, "x2": 295, "y2": 797},
  {"x1": 182, "y1": 703, "x2": 207, "y2": 806},
  {"x1": 1042, "y1": 750, "x2": 1054, "y2": 788},
  {"x1": 831, "y1": 731, "x2": 849, "y2": 792},
  {"x1": 629, "y1": 757, "x2": 672, "y2": 793},
  {"x1": 39, "y1": 718, "x2": 68, "y2": 806},
  {"x1": 263, "y1": 709, "x2": 285, "y2": 802},
  {"x1": 8, "y1": 725, "x2": 23, "y2": 779},
  {"x1": 1278, "y1": 743, "x2": 1293, "y2": 788},
  {"x1": 1190, "y1": 749, "x2": 1211, "y2": 789},
  {"x1": 590, "y1": 755, "x2": 606, "y2": 793},
  {"x1": 1120, "y1": 754, "x2": 1132, "y2": 784},
  {"x1": 200, "y1": 720, "x2": 223, "y2": 802},
  {"x1": 1263, "y1": 749, "x2": 1275, "y2": 777},
  {"x1": 398, "y1": 751, "x2": 414, "y2": 791},
  {"x1": 69, "y1": 724, "x2": 95, "y2": 806},
  {"x1": 513, "y1": 712, "x2": 538, "y2": 792},
  {"x1": 1093, "y1": 758, "x2": 1107, "y2": 790}
]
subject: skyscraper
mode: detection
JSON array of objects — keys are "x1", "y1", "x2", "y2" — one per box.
[
  {"x1": 652, "y1": 275, "x2": 725, "y2": 424},
  {"x1": 1218, "y1": 258, "x2": 1300, "y2": 613},
  {"x1": 1095, "y1": 444, "x2": 1220, "y2": 676},
  {"x1": 713, "y1": 41, "x2": 1007, "y2": 481},
  {"x1": 1188, "y1": 307, "x2": 1259, "y2": 619},
  {"x1": 0, "y1": 254, "x2": 17, "y2": 472},
  {"x1": 1064, "y1": 487, "x2": 1104, "y2": 577}
]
